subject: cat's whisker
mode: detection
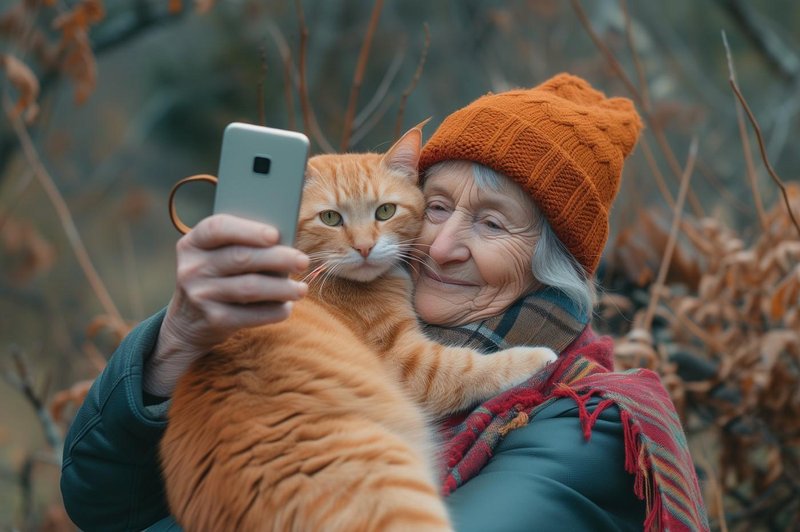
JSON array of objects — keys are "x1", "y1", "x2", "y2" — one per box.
[
  {"x1": 316, "y1": 261, "x2": 343, "y2": 296},
  {"x1": 397, "y1": 257, "x2": 421, "y2": 277},
  {"x1": 394, "y1": 236, "x2": 425, "y2": 245},
  {"x1": 302, "y1": 263, "x2": 329, "y2": 284}
]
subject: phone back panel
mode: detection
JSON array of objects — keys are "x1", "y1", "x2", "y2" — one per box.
[{"x1": 214, "y1": 123, "x2": 309, "y2": 245}]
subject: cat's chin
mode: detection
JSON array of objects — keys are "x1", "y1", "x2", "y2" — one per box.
[{"x1": 338, "y1": 263, "x2": 394, "y2": 283}]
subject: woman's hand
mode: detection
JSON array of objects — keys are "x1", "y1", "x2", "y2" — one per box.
[{"x1": 143, "y1": 214, "x2": 309, "y2": 396}]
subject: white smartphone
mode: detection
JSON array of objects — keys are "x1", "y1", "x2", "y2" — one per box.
[{"x1": 213, "y1": 122, "x2": 310, "y2": 245}]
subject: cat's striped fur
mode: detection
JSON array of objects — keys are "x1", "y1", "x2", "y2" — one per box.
[{"x1": 160, "y1": 126, "x2": 555, "y2": 531}]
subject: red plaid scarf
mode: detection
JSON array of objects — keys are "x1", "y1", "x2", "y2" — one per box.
[{"x1": 424, "y1": 290, "x2": 709, "y2": 531}]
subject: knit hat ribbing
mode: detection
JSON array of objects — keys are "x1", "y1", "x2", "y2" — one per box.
[{"x1": 419, "y1": 73, "x2": 643, "y2": 275}]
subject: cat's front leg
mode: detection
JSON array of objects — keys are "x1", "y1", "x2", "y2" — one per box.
[
  {"x1": 390, "y1": 329, "x2": 557, "y2": 417},
  {"x1": 427, "y1": 345, "x2": 557, "y2": 416}
]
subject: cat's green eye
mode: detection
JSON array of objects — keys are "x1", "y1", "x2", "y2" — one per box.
[
  {"x1": 375, "y1": 203, "x2": 396, "y2": 221},
  {"x1": 320, "y1": 210, "x2": 343, "y2": 226}
]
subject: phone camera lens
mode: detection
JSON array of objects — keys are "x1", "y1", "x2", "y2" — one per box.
[{"x1": 253, "y1": 156, "x2": 271, "y2": 175}]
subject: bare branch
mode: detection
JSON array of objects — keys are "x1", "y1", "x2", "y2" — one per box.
[
  {"x1": 570, "y1": 0, "x2": 705, "y2": 217},
  {"x1": 341, "y1": 0, "x2": 384, "y2": 151},
  {"x1": 722, "y1": 32, "x2": 800, "y2": 238},
  {"x1": 619, "y1": 0, "x2": 651, "y2": 111},
  {"x1": 257, "y1": 43, "x2": 267, "y2": 126},
  {"x1": 354, "y1": 48, "x2": 405, "y2": 130},
  {"x1": 642, "y1": 137, "x2": 698, "y2": 334},
  {"x1": 715, "y1": 0, "x2": 800, "y2": 82},
  {"x1": 394, "y1": 23, "x2": 430, "y2": 139},
  {"x1": 293, "y1": 0, "x2": 334, "y2": 153},
  {"x1": 3, "y1": 93, "x2": 124, "y2": 325},
  {"x1": 4, "y1": 347, "x2": 63, "y2": 459},
  {"x1": 722, "y1": 30, "x2": 768, "y2": 233},
  {"x1": 640, "y1": 137, "x2": 674, "y2": 209}
]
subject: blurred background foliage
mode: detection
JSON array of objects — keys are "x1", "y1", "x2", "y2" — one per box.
[{"x1": 1, "y1": 0, "x2": 799, "y2": 529}]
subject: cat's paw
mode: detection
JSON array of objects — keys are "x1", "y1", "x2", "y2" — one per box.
[{"x1": 496, "y1": 346, "x2": 558, "y2": 383}]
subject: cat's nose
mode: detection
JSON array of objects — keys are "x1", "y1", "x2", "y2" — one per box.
[{"x1": 354, "y1": 245, "x2": 373, "y2": 258}]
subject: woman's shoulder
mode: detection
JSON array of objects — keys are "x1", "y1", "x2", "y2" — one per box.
[{"x1": 447, "y1": 396, "x2": 646, "y2": 531}]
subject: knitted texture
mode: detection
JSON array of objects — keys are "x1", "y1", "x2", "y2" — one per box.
[{"x1": 419, "y1": 73, "x2": 643, "y2": 274}]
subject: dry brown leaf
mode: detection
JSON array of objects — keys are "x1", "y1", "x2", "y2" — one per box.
[
  {"x1": 0, "y1": 53, "x2": 40, "y2": 121},
  {"x1": 168, "y1": 0, "x2": 183, "y2": 13},
  {"x1": 768, "y1": 269, "x2": 799, "y2": 320},
  {"x1": 195, "y1": 0, "x2": 217, "y2": 14},
  {"x1": 760, "y1": 330, "x2": 799, "y2": 369},
  {"x1": 60, "y1": 31, "x2": 96, "y2": 104},
  {"x1": 0, "y1": 3, "x2": 27, "y2": 38},
  {"x1": 53, "y1": 0, "x2": 105, "y2": 40},
  {"x1": 86, "y1": 314, "x2": 131, "y2": 344},
  {"x1": 0, "y1": 215, "x2": 56, "y2": 282},
  {"x1": 50, "y1": 379, "x2": 94, "y2": 423}
]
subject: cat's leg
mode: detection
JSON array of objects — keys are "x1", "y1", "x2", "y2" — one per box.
[{"x1": 386, "y1": 327, "x2": 557, "y2": 417}]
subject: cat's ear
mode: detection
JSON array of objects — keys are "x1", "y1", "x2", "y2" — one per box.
[{"x1": 381, "y1": 118, "x2": 431, "y2": 183}]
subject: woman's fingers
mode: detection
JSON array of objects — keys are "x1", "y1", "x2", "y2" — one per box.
[
  {"x1": 198, "y1": 274, "x2": 308, "y2": 305},
  {"x1": 186, "y1": 214, "x2": 280, "y2": 250},
  {"x1": 206, "y1": 245, "x2": 309, "y2": 277},
  {"x1": 202, "y1": 301, "x2": 295, "y2": 331}
]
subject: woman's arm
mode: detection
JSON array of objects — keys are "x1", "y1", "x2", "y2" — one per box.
[
  {"x1": 445, "y1": 397, "x2": 646, "y2": 532},
  {"x1": 61, "y1": 309, "x2": 172, "y2": 531},
  {"x1": 61, "y1": 214, "x2": 309, "y2": 531}
]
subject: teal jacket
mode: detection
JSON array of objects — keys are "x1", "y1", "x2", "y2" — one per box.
[{"x1": 61, "y1": 310, "x2": 645, "y2": 531}]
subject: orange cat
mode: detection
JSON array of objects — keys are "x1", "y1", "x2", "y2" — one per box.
[{"x1": 160, "y1": 125, "x2": 556, "y2": 531}]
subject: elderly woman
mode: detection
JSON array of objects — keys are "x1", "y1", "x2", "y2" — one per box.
[{"x1": 61, "y1": 74, "x2": 708, "y2": 531}]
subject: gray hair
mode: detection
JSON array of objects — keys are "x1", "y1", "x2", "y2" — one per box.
[{"x1": 428, "y1": 160, "x2": 597, "y2": 318}]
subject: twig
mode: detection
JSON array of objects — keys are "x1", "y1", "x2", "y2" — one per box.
[
  {"x1": 722, "y1": 30, "x2": 767, "y2": 225},
  {"x1": 642, "y1": 137, "x2": 698, "y2": 334},
  {"x1": 640, "y1": 137, "x2": 674, "y2": 209},
  {"x1": 351, "y1": 95, "x2": 396, "y2": 147},
  {"x1": 354, "y1": 48, "x2": 405, "y2": 130},
  {"x1": 722, "y1": 32, "x2": 800, "y2": 235},
  {"x1": 257, "y1": 43, "x2": 267, "y2": 126},
  {"x1": 264, "y1": 21, "x2": 298, "y2": 131},
  {"x1": 3, "y1": 93, "x2": 124, "y2": 325},
  {"x1": 341, "y1": 0, "x2": 384, "y2": 151},
  {"x1": 570, "y1": 0, "x2": 705, "y2": 217},
  {"x1": 715, "y1": 0, "x2": 800, "y2": 82},
  {"x1": 293, "y1": 0, "x2": 334, "y2": 153},
  {"x1": 619, "y1": 0, "x2": 651, "y2": 111},
  {"x1": 394, "y1": 23, "x2": 430, "y2": 139},
  {"x1": 4, "y1": 348, "x2": 64, "y2": 459},
  {"x1": 281, "y1": 44, "x2": 296, "y2": 131}
]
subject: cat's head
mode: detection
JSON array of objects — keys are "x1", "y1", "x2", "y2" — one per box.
[{"x1": 295, "y1": 126, "x2": 425, "y2": 283}]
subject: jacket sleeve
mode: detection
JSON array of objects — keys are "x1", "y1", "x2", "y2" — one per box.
[
  {"x1": 61, "y1": 308, "x2": 172, "y2": 532},
  {"x1": 445, "y1": 397, "x2": 646, "y2": 532}
]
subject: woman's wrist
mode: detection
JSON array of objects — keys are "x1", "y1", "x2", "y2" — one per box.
[
  {"x1": 142, "y1": 338, "x2": 197, "y2": 397},
  {"x1": 142, "y1": 311, "x2": 207, "y2": 397}
]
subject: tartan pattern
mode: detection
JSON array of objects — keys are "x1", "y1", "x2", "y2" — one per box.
[{"x1": 424, "y1": 289, "x2": 709, "y2": 532}]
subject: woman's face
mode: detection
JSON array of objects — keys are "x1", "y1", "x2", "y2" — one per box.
[{"x1": 413, "y1": 162, "x2": 541, "y2": 326}]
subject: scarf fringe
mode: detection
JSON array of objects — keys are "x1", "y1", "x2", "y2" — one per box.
[
  {"x1": 552, "y1": 384, "x2": 614, "y2": 441},
  {"x1": 555, "y1": 386, "x2": 667, "y2": 531},
  {"x1": 620, "y1": 409, "x2": 667, "y2": 531}
]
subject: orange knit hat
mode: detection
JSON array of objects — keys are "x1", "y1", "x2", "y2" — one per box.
[{"x1": 419, "y1": 73, "x2": 643, "y2": 275}]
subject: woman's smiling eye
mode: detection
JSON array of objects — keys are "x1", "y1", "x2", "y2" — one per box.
[
  {"x1": 485, "y1": 220, "x2": 503, "y2": 230},
  {"x1": 481, "y1": 217, "x2": 506, "y2": 231},
  {"x1": 425, "y1": 201, "x2": 450, "y2": 223}
]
